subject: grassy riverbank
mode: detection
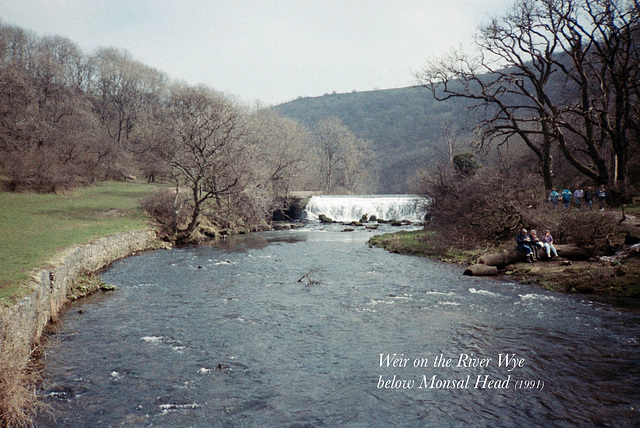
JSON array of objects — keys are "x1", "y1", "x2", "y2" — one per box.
[
  {"x1": 368, "y1": 224, "x2": 640, "y2": 298},
  {"x1": 0, "y1": 181, "x2": 158, "y2": 306},
  {"x1": 368, "y1": 229, "x2": 481, "y2": 263}
]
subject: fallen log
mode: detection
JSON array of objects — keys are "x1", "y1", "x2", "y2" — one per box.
[
  {"x1": 463, "y1": 264, "x2": 499, "y2": 276},
  {"x1": 477, "y1": 249, "x2": 526, "y2": 267},
  {"x1": 478, "y1": 244, "x2": 590, "y2": 267},
  {"x1": 555, "y1": 244, "x2": 590, "y2": 260}
]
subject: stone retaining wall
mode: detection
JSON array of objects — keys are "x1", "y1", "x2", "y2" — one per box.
[{"x1": 0, "y1": 229, "x2": 159, "y2": 367}]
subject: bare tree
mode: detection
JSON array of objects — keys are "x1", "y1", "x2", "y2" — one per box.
[
  {"x1": 341, "y1": 136, "x2": 376, "y2": 193},
  {"x1": 417, "y1": 0, "x2": 562, "y2": 190},
  {"x1": 150, "y1": 83, "x2": 247, "y2": 239},
  {"x1": 0, "y1": 26, "x2": 104, "y2": 191},
  {"x1": 313, "y1": 116, "x2": 374, "y2": 193},
  {"x1": 315, "y1": 116, "x2": 347, "y2": 193},
  {"x1": 247, "y1": 108, "x2": 314, "y2": 196},
  {"x1": 417, "y1": 0, "x2": 639, "y2": 196},
  {"x1": 89, "y1": 47, "x2": 167, "y2": 179},
  {"x1": 240, "y1": 109, "x2": 316, "y2": 220},
  {"x1": 550, "y1": 0, "x2": 640, "y2": 195}
]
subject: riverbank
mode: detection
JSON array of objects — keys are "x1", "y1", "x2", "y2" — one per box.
[
  {"x1": 368, "y1": 221, "x2": 640, "y2": 298},
  {"x1": 0, "y1": 181, "x2": 160, "y2": 306},
  {"x1": 0, "y1": 180, "x2": 299, "y2": 426},
  {"x1": 0, "y1": 229, "x2": 163, "y2": 426},
  {"x1": 0, "y1": 181, "x2": 164, "y2": 426}
]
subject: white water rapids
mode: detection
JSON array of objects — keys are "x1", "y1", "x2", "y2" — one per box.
[{"x1": 304, "y1": 194, "x2": 426, "y2": 223}]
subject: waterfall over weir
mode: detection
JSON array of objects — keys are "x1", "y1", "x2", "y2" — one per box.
[{"x1": 304, "y1": 194, "x2": 426, "y2": 223}]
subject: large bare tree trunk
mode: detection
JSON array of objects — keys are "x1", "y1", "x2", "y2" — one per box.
[
  {"x1": 463, "y1": 264, "x2": 499, "y2": 276},
  {"x1": 478, "y1": 244, "x2": 590, "y2": 267}
]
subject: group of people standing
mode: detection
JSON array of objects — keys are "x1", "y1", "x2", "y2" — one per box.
[
  {"x1": 516, "y1": 184, "x2": 610, "y2": 263},
  {"x1": 516, "y1": 229, "x2": 558, "y2": 263},
  {"x1": 547, "y1": 185, "x2": 607, "y2": 210}
]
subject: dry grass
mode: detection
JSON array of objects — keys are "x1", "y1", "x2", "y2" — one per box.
[{"x1": 0, "y1": 337, "x2": 49, "y2": 427}]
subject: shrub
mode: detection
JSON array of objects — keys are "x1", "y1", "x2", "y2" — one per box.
[
  {"x1": 452, "y1": 152, "x2": 481, "y2": 177},
  {"x1": 416, "y1": 164, "x2": 539, "y2": 248},
  {"x1": 416, "y1": 162, "x2": 621, "y2": 252},
  {"x1": 140, "y1": 188, "x2": 190, "y2": 239},
  {"x1": 521, "y1": 209, "x2": 620, "y2": 250}
]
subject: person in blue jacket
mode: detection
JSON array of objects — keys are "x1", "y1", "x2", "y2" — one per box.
[
  {"x1": 561, "y1": 186, "x2": 572, "y2": 209},
  {"x1": 548, "y1": 188, "x2": 560, "y2": 210},
  {"x1": 516, "y1": 229, "x2": 535, "y2": 263}
]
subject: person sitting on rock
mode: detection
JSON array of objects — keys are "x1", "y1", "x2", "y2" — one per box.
[
  {"x1": 528, "y1": 229, "x2": 545, "y2": 259},
  {"x1": 541, "y1": 229, "x2": 558, "y2": 258},
  {"x1": 516, "y1": 229, "x2": 535, "y2": 263}
]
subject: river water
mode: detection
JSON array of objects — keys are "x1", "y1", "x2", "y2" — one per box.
[{"x1": 37, "y1": 224, "x2": 640, "y2": 427}]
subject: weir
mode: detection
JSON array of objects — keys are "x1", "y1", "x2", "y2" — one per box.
[{"x1": 303, "y1": 194, "x2": 426, "y2": 223}]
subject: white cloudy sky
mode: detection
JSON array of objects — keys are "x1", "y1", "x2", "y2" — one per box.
[{"x1": 1, "y1": 0, "x2": 514, "y2": 105}]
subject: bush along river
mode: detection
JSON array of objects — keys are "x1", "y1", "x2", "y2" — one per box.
[{"x1": 37, "y1": 222, "x2": 640, "y2": 427}]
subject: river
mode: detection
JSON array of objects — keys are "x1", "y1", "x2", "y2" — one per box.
[{"x1": 37, "y1": 223, "x2": 640, "y2": 427}]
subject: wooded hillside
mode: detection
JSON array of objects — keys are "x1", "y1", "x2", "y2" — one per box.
[
  {"x1": 273, "y1": 87, "x2": 476, "y2": 193},
  {"x1": 276, "y1": 0, "x2": 639, "y2": 200}
]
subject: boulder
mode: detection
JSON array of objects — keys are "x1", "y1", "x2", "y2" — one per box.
[{"x1": 318, "y1": 214, "x2": 334, "y2": 224}]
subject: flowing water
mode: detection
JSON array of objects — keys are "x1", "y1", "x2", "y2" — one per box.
[
  {"x1": 304, "y1": 195, "x2": 426, "y2": 223},
  {"x1": 37, "y1": 221, "x2": 640, "y2": 427}
]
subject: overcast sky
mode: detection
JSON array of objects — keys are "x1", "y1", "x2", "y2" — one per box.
[{"x1": 1, "y1": 0, "x2": 514, "y2": 106}]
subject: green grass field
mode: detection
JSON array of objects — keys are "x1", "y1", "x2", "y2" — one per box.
[{"x1": 0, "y1": 181, "x2": 158, "y2": 305}]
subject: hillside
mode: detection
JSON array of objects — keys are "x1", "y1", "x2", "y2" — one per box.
[{"x1": 272, "y1": 86, "x2": 476, "y2": 193}]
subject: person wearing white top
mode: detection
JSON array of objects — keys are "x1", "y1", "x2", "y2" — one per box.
[{"x1": 573, "y1": 187, "x2": 584, "y2": 209}]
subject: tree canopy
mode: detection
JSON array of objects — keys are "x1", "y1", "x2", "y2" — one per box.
[{"x1": 417, "y1": 0, "x2": 639, "y2": 198}]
